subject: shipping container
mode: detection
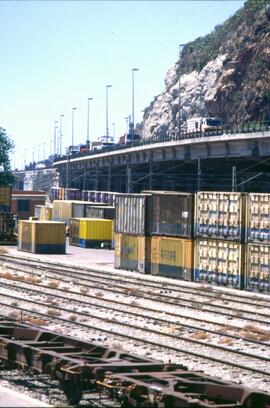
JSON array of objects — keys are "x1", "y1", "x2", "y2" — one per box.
[
  {"x1": 34, "y1": 205, "x2": 42, "y2": 220},
  {"x1": 69, "y1": 218, "x2": 113, "y2": 248},
  {"x1": 195, "y1": 191, "x2": 246, "y2": 242},
  {"x1": 0, "y1": 185, "x2": 12, "y2": 212},
  {"x1": 85, "y1": 205, "x2": 115, "y2": 220},
  {"x1": 194, "y1": 238, "x2": 245, "y2": 289},
  {"x1": 246, "y1": 193, "x2": 270, "y2": 243},
  {"x1": 50, "y1": 186, "x2": 60, "y2": 201},
  {"x1": 245, "y1": 243, "x2": 270, "y2": 293},
  {"x1": 150, "y1": 236, "x2": 193, "y2": 280},
  {"x1": 114, "y1": 233, "x2": 151, "y2": 273},
  {"x1": 52, "y1": 200, "x2": 104, "y2": 224},
  {"x1": 17, "y1": 220, "x2": 66, "y2": 254},
  {"x1": 63, "y1": 188, "x2": 82, "y2": 201},
  {"x1": 143, "y1": 191, "x2": 194, "y2": 238},
  {"x1": 115, "y1": 194, "x2": 150, "y2": 236},
  {"x1": 35, "y1": 205, "x2": 52, "y2": 221}
]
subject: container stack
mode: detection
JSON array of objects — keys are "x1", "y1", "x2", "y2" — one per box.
[
  {"x1": 114, "y1": 194, "x2": 151, "y2": 273},
  {"x1": 17, "y1": 220, "x2": 66, "y2": 254},
  {"x1": 194, "y1": 191, "x2": 246, "y2": 289},
  {"x1": 114, "y1": 192, "x2": 194, "y2": 279},
  {"x1": 145, "y1": 191, "x2": 194, "y2": 280},
  {"x1": 245, "y1": 193, "x2": 270, "y2": 293}
]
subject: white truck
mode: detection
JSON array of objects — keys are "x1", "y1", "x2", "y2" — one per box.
[{"x1": 186, "y1": 117, "x2": 223, "y2": 133}]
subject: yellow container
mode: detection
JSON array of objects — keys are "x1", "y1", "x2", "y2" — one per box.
[
  {"x1": 194, "y1": 238, "x2": 245, "y2": 289},
  {"x1": 150, "y1": 236, "x2": 193, "y2": 281},
  {"x1": 69, "y1": 218, "x2": 113, "y2": 248},
  {"x1": 114, "y1": 233, "x2": 151, "y2": 273},
  {"x1": 17, "y1": 221, "x2": 66, "y2": 254}
]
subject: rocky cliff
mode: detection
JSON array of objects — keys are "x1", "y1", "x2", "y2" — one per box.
[{"x1": 141, "y1": 0, "x2": 270, "y2": 140}]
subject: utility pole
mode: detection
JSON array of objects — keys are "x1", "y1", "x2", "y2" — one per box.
[
  {"x1": 232, "y1": 166, "x2": 237, "y2": 192},
  {"x1": 178, "y1": 44, "x2": 185, "y2": 137}
]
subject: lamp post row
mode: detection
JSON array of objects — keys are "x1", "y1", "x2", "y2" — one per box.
[{"x1": 54, "y1": 68, "x2": 140, "y2": 156}]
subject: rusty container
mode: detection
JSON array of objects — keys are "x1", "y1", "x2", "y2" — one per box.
[
  {"x1": 115, "y1": 194, "x2": 150, "y2": 236},
  {"x1": 245, "y1": 243, "x2": 270, "y2": 294},
  {"x1": 246, "y1": 193, "x2": 270, "y2": 243},
  {"x1": 195, "y1": 191, "x2": 246, "y2": 242},
  {"x1": 194, "y1": 238, "x2": 245, "y2": 289},
  {"x1": 144, "y1": 191, "x2": 194, "y2": 238},
  {"x1": 114, "y1": 232, "x2": 151, "y2": 273},
  {"x1": 150, "y1": 236, "x2": 193, "y2": 280}
]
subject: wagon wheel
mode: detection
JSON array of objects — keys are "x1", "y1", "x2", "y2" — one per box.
[{"x1": 61, "y1": 375, "x2": 83, "y2": 406}]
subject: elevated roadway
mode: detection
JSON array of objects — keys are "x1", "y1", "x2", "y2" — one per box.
[{"x1": 52, "y1": 128, "x2": 270, "y2": 192}]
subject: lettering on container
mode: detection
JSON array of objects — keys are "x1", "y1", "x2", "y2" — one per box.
[{"x1": 160, "y1": 249, "x2": 176, "y2": 261}]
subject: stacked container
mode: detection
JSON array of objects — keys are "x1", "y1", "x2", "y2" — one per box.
[
  {"x1": 144, "y1": 191, "x2": 194, "y2": 280},
  {"x1": 69, "y1": 218, "x2": 113, "y2": 248},
  {"x1": 17, "y1": 220, "x2": 66, "y2": 254},
  {"x1": 194, "y1": 191, "x2": 246, "y2": 289},
  {"x1": 114, "y1": 192, "x2": 194, "y2": 279},
  {"x1": 245, "y1": 193, "x2": 270, "y2": 293}
]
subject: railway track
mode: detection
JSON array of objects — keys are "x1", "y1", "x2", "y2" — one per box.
[
  {"x1": 0, "y1": 254, "x2": 270, "y2": 396},
  {"x1": 1, "y1": 253, "x2": 270, "y2": 324}
]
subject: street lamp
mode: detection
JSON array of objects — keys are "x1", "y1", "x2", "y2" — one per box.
[
  {"x1": 112, "y1": 122, "x2": 115, "y2": 141},
  {"x1": 72, "y1": 107, "x2": 77, "y2": 148},
  {"x1": 132, "y1": 68, "x2": 139, "y2": 142},
  {"x1": 59, "y1": 114, "x2": 64, "y2": 156},
  {"x1": 178, "y1": 44, "x2": 185, "y2": 136},
  {"x1": 87, "y1": 97, "x2": 93, "y2": 149},
  {"x1": 43, "y1": 142, "x2": 46, "y2": 160},
  {"x1": 124, "y1": 116, "x2": 129, "y2": 135},
  {"x1": 54, "y1": 121, "x2": 58, "y2": 156},
  {"x1": 106, "y1": 85, "x2": 112, "y2": 143}
]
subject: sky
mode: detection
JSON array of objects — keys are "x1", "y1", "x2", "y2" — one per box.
[{"x1": 0, "y1": 0, "x2": 245, "y2": 170}]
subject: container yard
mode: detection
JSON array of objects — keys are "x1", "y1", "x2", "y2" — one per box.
[{"x1": 1, "y1": 186, "x2": 270, "y2": 407}]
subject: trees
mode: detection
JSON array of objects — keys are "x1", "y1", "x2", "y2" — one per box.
[{"x1": 0, "y1": 127, "x2": 15, "y2": 185}]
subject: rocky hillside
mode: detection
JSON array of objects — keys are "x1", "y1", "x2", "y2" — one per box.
[{"x1": 141, "y1": 0, "x2": 270, "y2": 139}]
